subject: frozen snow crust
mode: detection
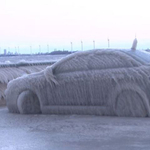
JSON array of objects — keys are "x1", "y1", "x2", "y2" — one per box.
[{"x1": 5, "y1": 49, "x2": 150, "y2": 117}]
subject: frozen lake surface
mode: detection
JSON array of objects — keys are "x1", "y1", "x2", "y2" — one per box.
[
  {"x1": 0, "y1": 54, "x2": 67, "y2": 63},
  {"x1": 0, "y1": 107, "x2": 150, "y2": 150}
]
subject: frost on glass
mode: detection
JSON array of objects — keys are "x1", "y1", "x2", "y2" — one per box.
[{"x1": 5, "y1": 50, "x2": 150, "y2": 117}]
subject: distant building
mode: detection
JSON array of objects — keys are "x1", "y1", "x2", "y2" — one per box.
[
  {"x1": 15, "y1": 52, "x2": 18, "y2": 55},
  {"x1": 4, "y1": 49, "x2": 7, "y2": 55}
]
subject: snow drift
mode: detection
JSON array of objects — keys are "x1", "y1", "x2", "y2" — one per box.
[{"x1": 5, "y1": 49, "x2": 150, "y2": 117}]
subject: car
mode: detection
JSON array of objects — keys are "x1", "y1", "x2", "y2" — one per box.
[{"x1": 5, "y1": 49, "x2": 150, "y2": 117}]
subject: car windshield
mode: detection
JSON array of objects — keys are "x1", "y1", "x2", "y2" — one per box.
[{"x1": 124, "y1": 50, "x2": 150, "y2": 64}]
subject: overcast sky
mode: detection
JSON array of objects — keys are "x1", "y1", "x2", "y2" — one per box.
[{"x1": 0, "y1": 0, "x2": 150, "y2": 53}]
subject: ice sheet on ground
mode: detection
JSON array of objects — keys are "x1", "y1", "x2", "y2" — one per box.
[{"x1": 0, "y1": 107, "x2": 150, "y2": 150}]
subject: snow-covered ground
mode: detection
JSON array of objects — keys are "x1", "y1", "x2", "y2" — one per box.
[{"x1": 0, "y1": 107, "x2": 150, "y2": 150}]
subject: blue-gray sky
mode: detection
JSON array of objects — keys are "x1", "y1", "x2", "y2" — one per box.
[{"x1": 0, "y1": 0, "x2": 150, "y2": 54}]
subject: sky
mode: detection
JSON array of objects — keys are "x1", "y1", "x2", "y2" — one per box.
[{"x1": 0, "y1": 0, "x2": 150, "y2": 54}]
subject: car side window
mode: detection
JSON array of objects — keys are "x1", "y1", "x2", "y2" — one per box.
[{"x1": 53, "y1": 51, "x2": 141, "y2": 74}]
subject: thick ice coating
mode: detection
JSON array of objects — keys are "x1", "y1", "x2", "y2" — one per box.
[{"x1": 5, "y1": 49, "x2": 150, "y2": 117}]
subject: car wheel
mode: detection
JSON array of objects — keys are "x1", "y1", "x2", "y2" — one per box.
[
  {"x1": 17, "y1": 90, "x2": 41, "y2": 114},
  {"x1": 109, "y1": 83, "x2": 150, "y2": 117},
  {"x1": 115, "y1": 89, "x2": 149, "y2": 117}
]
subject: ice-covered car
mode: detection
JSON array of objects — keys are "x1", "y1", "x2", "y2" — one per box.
[{"x1": 5, "y1": 49, "x2": 150, "y2": 117}]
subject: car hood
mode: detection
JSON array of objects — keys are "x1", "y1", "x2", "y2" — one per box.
[{"x1": 5, "y1": 71, "x2": 45, "y2": 113}]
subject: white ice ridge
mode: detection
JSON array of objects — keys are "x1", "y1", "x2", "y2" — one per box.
[
  {"x1": 0, "y1": 62, "x2": 55, "y2": 105},
  {"x1": 0, "y1": 61, "x2": 55, "y2": 84},
  {"x1": 5, "y1": 49, "x2": 150, "y2": 117}
]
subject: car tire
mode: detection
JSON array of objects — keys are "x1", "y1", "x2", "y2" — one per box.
[
  {"x1": 116, "y1": 90, "x2": 148, "y2": 117},
  {"x1": 17, "y1": 90, "x2": 41, "y2": 114},
  {"x1": 109, "y1": 83, "x2": 150, "y2": 117}
]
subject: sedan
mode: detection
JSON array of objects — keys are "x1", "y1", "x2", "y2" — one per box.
[{"x1": 5, "y1": 49, "x2": 150, "y2": 117}]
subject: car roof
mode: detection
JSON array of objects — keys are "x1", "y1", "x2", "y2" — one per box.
[
  {"x1": 122, "y1": 49, "x2": 150, "y2": 64},
  {"x1": 51, "y1": 49, "x2": 143, "y2": 74}
]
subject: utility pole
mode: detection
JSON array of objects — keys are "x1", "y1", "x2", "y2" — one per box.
[
  {"x1": 107, "y1": 38, "x2": 110, "y2": 48},
  {"x1": 18, "y1": 46, "x2": 19, "y2": 54},
  {"x1": 93, "y1": 40, "x2": 95, "y2": 50},
  {"x1": 70, "y1": 42, "x2": 73, "y2": 51},
  {"x1": 8, "y1": 47, "x2": 10, "y2": 53},
  {"x1": 47, "y1": 44, "x2": 49, "y2": 53},
  {"x1": 30, "y1": 46, "x2": 32, "y2": 54},
  {"x1": 81, "y1": 41, "x2": 83, "y2": 51},
  {"x1": 15, "y1": 47, "x2": 17, "y2": 53},
  {"x1": 39, "y1": 45, "x2": 41, "y2": 53}
]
